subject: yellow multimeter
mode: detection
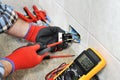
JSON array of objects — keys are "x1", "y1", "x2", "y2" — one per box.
[{"x1": 53, "y1": 48, "x2": 106, "y2": 80}]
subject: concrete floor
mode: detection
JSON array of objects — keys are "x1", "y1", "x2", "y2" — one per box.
[{"x1": 0, "y1": 0, "x2": 76, "y2": 80}]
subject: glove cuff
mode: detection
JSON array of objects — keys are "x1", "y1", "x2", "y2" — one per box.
[
  {"x1": 24, "y1": 23, "x2": 46, "y2": 42},
  {"x1": 1, "y1": 58, "x2": 15, "y2": 73}
]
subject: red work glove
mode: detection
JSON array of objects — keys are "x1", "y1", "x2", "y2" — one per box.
[
  {"x1": 16, "y1": 5, "x2": 68, "y2": 52},
  {"x1": 2, "y1": 44, "x2": 49, "y2": 72},
  {"x1": 24, "y1": 24, "x2": 68, "y2": 52}
]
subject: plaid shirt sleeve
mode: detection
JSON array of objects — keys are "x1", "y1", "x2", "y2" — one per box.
[
  {"x1": 0, "y1": 62, "x2": 4, "y2": 80},
  {"x1": 0, "y1": 4, "x2": 18, "y2": 33}
]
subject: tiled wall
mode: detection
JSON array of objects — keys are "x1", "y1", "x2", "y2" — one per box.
[{"x1": 39, "y1": 0, "x2": 120, "y2": 79}]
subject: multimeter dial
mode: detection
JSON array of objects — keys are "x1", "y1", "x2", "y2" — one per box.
[
  {"x1": 64, "y1": 71, "x2": 76, "y2": 80},
  {"x1": 56, "y1": 63, "x2": 81, "y2": 80},
  {"x1": 55, "y1": 48, "x2": 102, "y2": 80}
]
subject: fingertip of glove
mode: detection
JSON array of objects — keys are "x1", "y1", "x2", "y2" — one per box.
[{"x1": 32, "y1": 44, "x2": 40, "y2": 50}]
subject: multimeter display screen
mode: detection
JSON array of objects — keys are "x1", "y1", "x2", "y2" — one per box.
[{"x1": 78, "y1": 54, "x2": 94, "y2": 71}]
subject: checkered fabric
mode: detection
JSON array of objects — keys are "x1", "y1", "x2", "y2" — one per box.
[{"x1": 0, "y1": 4, "x2": 18, "y2": 33}]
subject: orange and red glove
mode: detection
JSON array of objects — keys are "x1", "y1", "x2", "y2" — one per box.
[
  {"x1": 24, "y1": 24, "x2": 68, "y2": 52},
  {"x1": 2, "y1": 44, "x2": 49, "y2": 72},
  {"x1": 17, "y1": 5, "x2": 69, "y2": 52}
]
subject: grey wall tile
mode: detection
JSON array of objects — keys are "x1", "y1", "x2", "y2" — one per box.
[
  {"x1": 89, "y1": 0, "x2": 120, "y2": 60},
  {"x1": 55, "y1": 0, "x2": 91, "y2": 29}
]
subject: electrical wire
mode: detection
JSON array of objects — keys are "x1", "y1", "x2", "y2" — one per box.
[{"x1": 45, "y1": 63, "x2": 68, "y2": 80}]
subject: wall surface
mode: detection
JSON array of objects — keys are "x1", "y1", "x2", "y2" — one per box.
[{"x1": 39, "y1": 0, "x2": 120, "y2": 80}]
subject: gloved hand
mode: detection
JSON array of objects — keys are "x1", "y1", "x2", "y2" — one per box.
[
  {"x1": 25, "y1": 24, "x2": 69, "y2": 52},
  {"x1": 2, "y1": 44, "x2": 49, "y2": 72},
  {"x1": 16, "y1": 5, "x2": 69, "y2": 52}
]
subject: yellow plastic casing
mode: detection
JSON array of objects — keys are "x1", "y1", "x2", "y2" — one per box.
[{"x1": 53, "y1": 48, "x2": 106, "y2": 80}]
